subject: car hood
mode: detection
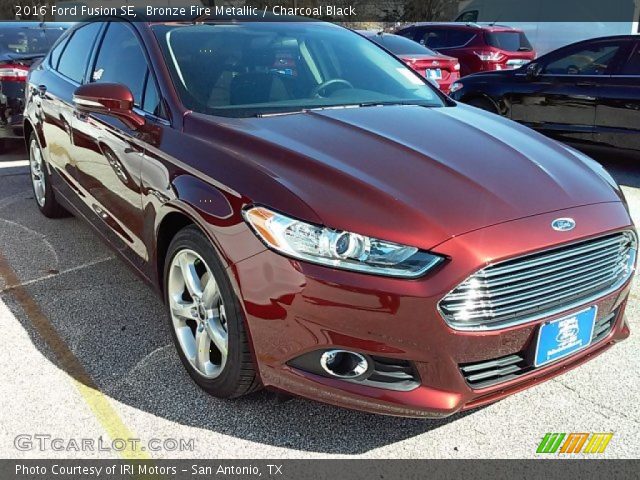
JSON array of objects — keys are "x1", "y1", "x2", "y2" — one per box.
[{"x1": 184, "y1": 104, "x2": 621, "y2": 250}]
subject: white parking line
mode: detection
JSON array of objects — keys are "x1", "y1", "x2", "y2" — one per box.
[{"x1": 0, "y1": 160, "x2": 29, "y2": 169}]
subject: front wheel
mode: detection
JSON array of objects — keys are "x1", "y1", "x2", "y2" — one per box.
[
  {"x1": 28, "y1": 134, "x2": 68, "y2": 218},
  {"x1": 164, "y1": 226, "x2": 261, "y2": 398}
]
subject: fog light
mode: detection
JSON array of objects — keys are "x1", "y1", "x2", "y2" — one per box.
[{"x1": 320, "y1": 350, "x2": 369, "y2": 379}]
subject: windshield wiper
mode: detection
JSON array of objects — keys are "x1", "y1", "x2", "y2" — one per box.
[
  {"x1": 255, "y1": 102, "x2": 423, "y2": 118},
  {"x1": 356, "y1": 101, "x2": 423, "y2": 108}
]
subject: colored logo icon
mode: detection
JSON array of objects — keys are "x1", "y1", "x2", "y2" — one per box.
[{"x1": 537, "y1": 433, "x2": 613, "y2": 454}]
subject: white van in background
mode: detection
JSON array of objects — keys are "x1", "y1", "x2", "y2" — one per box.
[{"x1": 455, "y1": 0, "x2": 640, "y2": 55}]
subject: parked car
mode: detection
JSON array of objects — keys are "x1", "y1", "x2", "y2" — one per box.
[
  {"x1": 357, "y1": 30, "x2": 460, "y2": 93},
  {"x1": 394, "y1": 22, "x2": 535, "y2": 77},
  {"x1": 0, "y1": 22, "x2": 69, "y2": 152},
  {"x1": 455, "y1": 0, "x2": 640, "y2": 56},
  {"x1": 450, "y1": 35, "x2": 640, "y2": 156},
  {"x1": 25, "y1": 19, "x2": 635, "y2": 417}
]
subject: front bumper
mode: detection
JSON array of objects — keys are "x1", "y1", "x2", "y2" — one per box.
[{"x1": 229, "y1": 202, "x2": 634, "y2": 417}]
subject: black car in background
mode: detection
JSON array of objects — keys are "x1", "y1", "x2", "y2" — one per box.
[
  {"x1": 0, "y1": 22, "x2": 69, "y2": 152},
  {"x1": 450, "y1": 35, "x2": 640, "y2": 156}
]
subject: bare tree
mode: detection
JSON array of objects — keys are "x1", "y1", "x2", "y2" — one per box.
[{"x1": 403, "y1": 0, "x2": 458, "y2": 21}]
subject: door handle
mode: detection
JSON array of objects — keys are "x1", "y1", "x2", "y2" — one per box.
[
  {"x1": 37, "y1": 85, "x2": 47, "y2": 97},
  {"x1": 575, "y1": 82, "x2": 595, "y2": 87}
]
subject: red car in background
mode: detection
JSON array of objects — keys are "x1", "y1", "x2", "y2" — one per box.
[
  {"x1": 395, "y1": 23, "x2": 535, "y2": 77},
  {"x1": 0, "y1": 22, "x2": 69, "y2": 152},
  {"x1": 358, "y1": 30, "x2": 460, "y2": 93}
]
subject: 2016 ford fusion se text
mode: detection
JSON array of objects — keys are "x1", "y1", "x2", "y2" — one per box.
[{"x1": 24, "y1": 18, "x2": 636, "y2": 417}]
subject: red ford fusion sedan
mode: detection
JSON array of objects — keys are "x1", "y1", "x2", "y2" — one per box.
[{"x1": 25, "y1": 19, "x2": 636, "y2": 417}]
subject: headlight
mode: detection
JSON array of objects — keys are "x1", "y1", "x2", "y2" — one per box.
[
  {"x1": 450, "y1": 82, "x2": 463, "y2": 93},
  {"x1": 243, "y1": 206, "x2": 444, "y2": 278}
]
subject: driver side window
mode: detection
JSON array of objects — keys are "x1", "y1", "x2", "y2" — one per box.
[
  {"x1": 543, "y1": 43, "x2": 620, "y2": 76},
  {"x1": 91, "y1": 23, "x2": 148, "y2": 108}
]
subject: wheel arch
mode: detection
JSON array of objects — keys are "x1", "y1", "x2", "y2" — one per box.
[
  {"x1": 155, "y1": 209, "x2": 200, "y2": 299},
  {"x1": 461, "y1": 92, "x2": 501, "y2": 113}
]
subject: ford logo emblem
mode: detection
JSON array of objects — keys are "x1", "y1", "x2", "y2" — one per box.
[{"x1": 552, "y1": 218, "x2": 576, "y2": 231}]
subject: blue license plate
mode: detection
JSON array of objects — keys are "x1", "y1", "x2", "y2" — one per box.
[{"x1": 534, "y1": 306, "x2": 597, "y2": 367}]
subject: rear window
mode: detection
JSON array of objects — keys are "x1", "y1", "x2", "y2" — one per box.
[
  {"x1": 420, "y1": 29, "x2": 476, "y2": 49},
  {"x1": 373, "y1": 34, "x2": 437, "y2": 56},
  {"x1": 0, "y1": 27, "x2": 65, "y2": 56},
  {"x1": 485, "y1": 31, "x2": 532, "y2": 52}
]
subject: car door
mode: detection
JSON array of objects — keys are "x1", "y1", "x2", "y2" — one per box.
[
  {"x1": 510, "y1": 40, "x2": 625, "y2": 146},
  {"x1": 38, "y1": 22, "x2": 104, "y2": 199},
  {"x1": 594, "y1": 39, "x2": 640, "y2": 155},
  {"x1": 70, "y1": 22, "x2": 161, "y2": 270}
]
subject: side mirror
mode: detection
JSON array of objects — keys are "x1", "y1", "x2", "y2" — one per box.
[
  {"x1": 73, "y1": 83, "x2": 144, "y2": 129},
  {"x1": 525, "y1": 62, "x2": 543, "y2": 79}
]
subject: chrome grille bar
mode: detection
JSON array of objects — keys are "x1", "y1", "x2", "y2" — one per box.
[
  {"x1": 480, "y1": 235, "x2": 627, "y2": 278},
  {"x1": 439, "y1": 231, "x2": 637, "y2": 330}
]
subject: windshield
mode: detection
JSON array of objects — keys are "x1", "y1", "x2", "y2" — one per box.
[
  {"x1": 370, "y1": 33, "x2": 439, "y2": 56},
  {"x1": 485, "y1": 31, "x2": 532, "y2": 52},
  {"x1": 0, "y1": 26, "x2": 65, "y2": 56},
  {"x1": 153, "y1": 22, "x2": 445, "y2": 117}
]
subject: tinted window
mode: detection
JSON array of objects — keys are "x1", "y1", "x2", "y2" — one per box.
[
  {"x1": 49, "y1": 36, "x2": 68, "y2": 69},
  {"x1": 374, "y1": 34, "x2": 438, "y2": 56},
  {"x1": 419, "y1": 29, "x2": 475, "y2": 49},
  {"x1": 395, "y1": 28, "x2": 415, "y2": 40},
  {"x1": 485, "y1": 32, "x2": 532, "y2": 52},
  {"x1": 619, "y1": 43, "x2": 640, "y2": 75},
  {"x1": 142, "y1": 74, "x2": 161, "y2": 116},
  {"x1": 92, "y1": 23, "x2": 147, "y2": 106},
  {"x1": 153, "y1": 23, "x2": 444, "y2": 118},
  {"x1": 544, "y1": 43, "x2": 621, "y2": 75},
  {"x1": 57, "y1": 23, "x2": 102, "y2": 83},
  {"x1": 0, "y1": 26, "x2": 65, "y2": 55}
]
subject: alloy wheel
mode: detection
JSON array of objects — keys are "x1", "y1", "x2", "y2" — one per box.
[
  {"x1": 167, "y1": 249, "x2": 228, "y2": 379},
  {"x1": 29, "y1": 140, "x2": 46, "y2": 207}
]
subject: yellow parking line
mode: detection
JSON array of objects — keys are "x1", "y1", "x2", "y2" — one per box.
[{"x1": 0, "y1": 251, "x2": 150, "y2": 460}]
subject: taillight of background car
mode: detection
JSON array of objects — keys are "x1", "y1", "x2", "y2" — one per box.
[{"x1": 0, "y1": 64, "x2": 29, "y2": 82}]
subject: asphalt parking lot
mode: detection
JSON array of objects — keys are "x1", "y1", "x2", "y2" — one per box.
[{"x1": 0, "y1": 139, "x2": 638, "y2": 459}]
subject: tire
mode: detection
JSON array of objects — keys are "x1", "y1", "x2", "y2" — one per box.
[
  {"x1": 28, "y1": 133, "x2": 68, "y2": 218},
  {"x1": 164, "y1": 225, "x2": 260, "y2": 398},
  {"x1": 467, "y1": 97, "x2": 499, "y2": 114}
]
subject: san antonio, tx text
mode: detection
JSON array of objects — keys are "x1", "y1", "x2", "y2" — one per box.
[{"x1": 16, "y1": 463, "x2": 284, "y2": 477}]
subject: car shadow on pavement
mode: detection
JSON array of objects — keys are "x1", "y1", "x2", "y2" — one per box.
[{"x1": 0, "y1": 153, "x2": 474, "y2": 455}]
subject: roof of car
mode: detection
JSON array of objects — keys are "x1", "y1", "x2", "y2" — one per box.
[{"x1": 400, "y1": 22, "x2": 523, "y2": 33}]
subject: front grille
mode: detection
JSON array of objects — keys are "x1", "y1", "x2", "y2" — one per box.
[
  {"x1": 439, "y1": 232, "x2": 636, "y2": 330},
  {"x1": 460, "y1": 310, "x2": 617, "y2": 389}
]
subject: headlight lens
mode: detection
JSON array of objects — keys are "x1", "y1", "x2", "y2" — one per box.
[
  {"x1": 243, "y1": 206, "x2": 443, "y2": 278},
  {"x1": 450, "y1": 81, "x2": 463, "y2": 93}
]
